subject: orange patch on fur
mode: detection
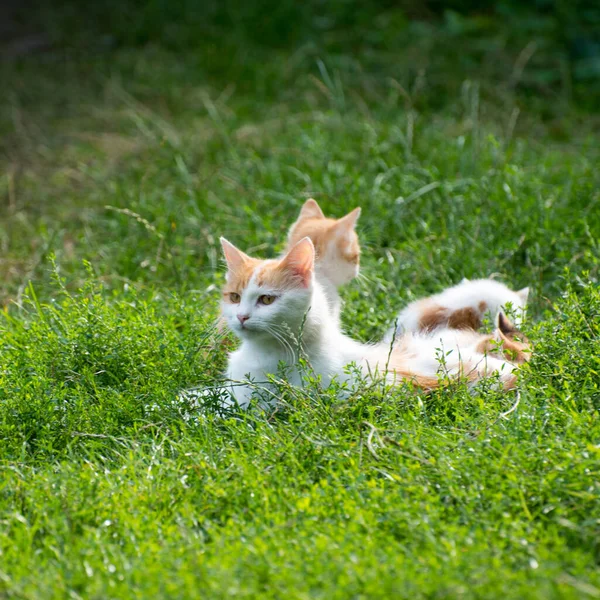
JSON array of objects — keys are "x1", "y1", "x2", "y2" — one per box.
[
  {"x1": 418, "y1": 303, "x2": 448, "y2": 332},
  {"x1": 402, "y1": 373, "x2": 441, "y2": 391},
  {"x1": 447, "y1": 307, "x2": 482, "y2": 330},
  {"x1": 223, "y1": 257, "x2": 311, "y2": 298},
  {"x1": 222, "y1": 258, "x2": 262, "y2": 299},
  {"x1": 289, "y1": 218, "x2": 331, "y2": 253},
  {"x1": 254, "y1": 261, "x2": 308, "y2": 290},
  {"x1": 496, "y1": 313, "x2": 531, "y2": 363},
  {"x1": 478, "y1": 301, "x2": 487, "y2": 312}
]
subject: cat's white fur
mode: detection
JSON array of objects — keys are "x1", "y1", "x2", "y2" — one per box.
[
  {"x1": 384, "y1": 278, "x2": 529, "y2": 343},
  {"x1": 314, "y1": 246, "x2": 358, "y2": 322},
  {"x1": 221, "y1": 239, "x2": 519, "y2": 408}
]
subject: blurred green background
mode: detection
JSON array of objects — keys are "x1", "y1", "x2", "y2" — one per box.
[{"x1": 4, "y1": 0, "x2": 600, "y2": 105}]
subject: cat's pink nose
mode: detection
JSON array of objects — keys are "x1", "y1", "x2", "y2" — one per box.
[{"x1": 237, "y1": 314, "x2": 250, "y2": 325}]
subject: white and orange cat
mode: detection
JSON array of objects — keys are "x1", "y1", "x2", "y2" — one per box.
[
  {"x1": 288, "y1": 199, "x2": 529, "y2": 336},
  {"x1": 287, "y1": 199, "x2": 361, "y2": 321},
  {"x1": 384, "y1": 278, "x2": 529, "y2": 343},
  {"x1": 219, "y1": 236, "x2": 527, "y2": 408}
]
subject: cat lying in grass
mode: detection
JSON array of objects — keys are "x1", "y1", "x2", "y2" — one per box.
[
  {"x1": 219, "y1": 236, "x2": 528, "y2": 408},
  {"x1": 384, "y1": 278, "x2": 529, "y2": 342},
  {"x1": 288, "y1": 199, "x2": 529, "y2": 341}
]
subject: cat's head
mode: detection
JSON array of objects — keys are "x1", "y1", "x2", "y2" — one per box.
[
  {"x1": 288, "y1": 198, "x2": 361, "y2": 287},
  {"x1": 220, "y1": 236, "x2": 315, "y2": 341}
]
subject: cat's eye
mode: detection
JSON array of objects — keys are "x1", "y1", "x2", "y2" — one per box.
[
  {"x1": 229, "y1": 292, "x2": 241, "y2": 303},
  {"x1": 258, "y1": 295, "x2": 277, "y2": 306}
]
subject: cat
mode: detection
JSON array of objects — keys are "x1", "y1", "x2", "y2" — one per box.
[
  {"x1": 384, "y1": 278, "x2": 529, "y2": 343},
  {"x1": 287, "y1": 198, "x2": 361, "y2": 321},
  {"x1": 287, "y1": 200, "x2": 529, "y2": 342},
  {"x1": 219, "y1": 236, "x2": 527, "y2": 408}
]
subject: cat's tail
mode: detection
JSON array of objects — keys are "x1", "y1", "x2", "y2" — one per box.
[
  {"x1": 383, "y1": 349, "x2": 519, "y2": 392},
  {"x1": 394, "y1": 364, "x2": 518, "y2": 392}
]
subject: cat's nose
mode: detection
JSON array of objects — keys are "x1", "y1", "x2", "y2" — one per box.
[{"x1": 237, "y1": 314, "x2": 250, "y2": 325}]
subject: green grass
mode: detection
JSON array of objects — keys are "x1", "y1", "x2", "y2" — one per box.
[{"x1": 1, "y1": 3, "x2": 599, "y2": 598}]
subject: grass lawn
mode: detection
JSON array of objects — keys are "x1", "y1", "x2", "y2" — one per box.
[{"x1": 1, "y1": 2, "x2": 599, "y2": 598}]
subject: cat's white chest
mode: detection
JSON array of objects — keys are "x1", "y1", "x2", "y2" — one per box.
[
  {"x1": 226, "y1": 344, "x2": 302, "y2": 407},
  {"x1": 315, "y1": 266, "x2": 342, "y2": 322},
  {"x1": 227, "y1": 346, "x2": 283, "y2": 379}
]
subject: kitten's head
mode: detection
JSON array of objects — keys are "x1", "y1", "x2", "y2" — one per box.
[
  {"x1": 287, "y1": 198, "x2": 361, "y2": 287},
  {"x1": 220, "y1": 236, "x2": 315, "y2": 341}
]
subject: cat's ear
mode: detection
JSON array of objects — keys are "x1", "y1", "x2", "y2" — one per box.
[
  {"x1": 496, "y1": 311, "x2": 518, "y2": 336},
  {"x1": 220, "y1": 237, "x2": 251, "y2": 273},
  {"x1": 299, "y1": 198, "x2": 325, "y2": 220},
  {"x1": 516, "y1": 287, "x2": 530, "y2": 304},
  {"x1": 460, "y1": 277, "x2": 470, "y2": 284},
  {"x1": 280, "y1": 237, "x2": 315, "y2": 287},
  {"x1": 333, "y1": 207, "x2": 361, "y2": 238}
]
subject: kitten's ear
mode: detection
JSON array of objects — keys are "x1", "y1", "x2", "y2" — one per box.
[
  {"x1": 516, "y1": 287, "x2": 530, "y2": 304},
  {"x1": 280, "y1": 237, "x2": 315, "y2": 287},
  {"x1": 460, "y1": 277, "x2": 470, "y2": 284},
  {"x1": 334, "y1": 207, "x2": 361, "y2": 238},
  {"x1": 220, "y1": 237, "x2": 251, "y2": 272},
  {"x1": 496, "y1": 311, "x2": 518, "y2": 335},
  {"x1": 299, "y1": 198, "x2": 325, "y2": 220}
]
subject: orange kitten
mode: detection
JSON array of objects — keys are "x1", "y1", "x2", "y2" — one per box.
[{"x1": 287, "y1": 198, "x2": 360, "y2": 320}]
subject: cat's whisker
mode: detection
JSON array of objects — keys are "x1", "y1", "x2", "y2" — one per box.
[
  {"x1": 262, "y1": 323, "x2": 292, "y2": 358},
  {"x1": 355, "y1": 271, "x2": 374, "y2": 285},
  {"x1": 265, "y1": 326, "x2": 295, "y2": 363},
  {"x1": 268, "y1": 324, "x2": 298, "y2": 363}
]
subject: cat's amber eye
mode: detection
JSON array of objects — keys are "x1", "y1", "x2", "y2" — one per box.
[
  {"x1": 258, "y1": 295, "x2": 277, "y2": 306},
  {"x1": 229, "y1": 292, "x2": 241, "y2": 303}
]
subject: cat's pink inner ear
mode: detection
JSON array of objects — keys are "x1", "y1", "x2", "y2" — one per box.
[
  {"x1": 334, "y1": 206, "x2": 361, "y2": 237},
  {"x1": 281, "y1": 237, "x2": 315, "y2": 287},
  {"x1": 220, "y1": 237, "x2": 250, "y2": 272},
  {"x1": 299, "y1": 198, "x2": 325, "y2": 220}
]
